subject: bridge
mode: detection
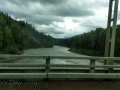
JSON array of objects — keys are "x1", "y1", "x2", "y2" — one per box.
[
  {"x1": 0, "y1": 0, "x2": 120, "y2": 90},
  {"x1": 0, "y1": 55, "x2": 120, "y2": 89}
]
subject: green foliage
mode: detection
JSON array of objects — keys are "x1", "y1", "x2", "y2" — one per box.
[
  {"x1": 56, "y1": 26, "x2": 120, "y2": 56},
  {"x1": 54, "y1": 38, "x2": 68, "y2": 47},
  {"x1": 69, "y1": 48, "x2": 103, "y2": 56},
  {"x1": 0, "y1": 11, "x2": 54, "y2": 54},
  {"x1": 25, "y1": 23, "x2": 54, "y2": 48},
  {"x1": 115, "y1": 25, "x2": 120, "y2": 56},
  {"x1": 0, "y1": 12, "x2": 27, "y2": 54},
  {"x1": 3, "y1": 26, "x2": 18, "y2": 54},
  {"x1": 67, "y1": 28, "x2": 106, "y2": 56},
  {"x1": 0, "y1": 29, "x2": 3, "y2": 49}
]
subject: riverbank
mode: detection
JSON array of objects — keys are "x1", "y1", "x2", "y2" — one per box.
[{"x1": 68, "y1": 48, "x2": 104, "y2": 56}]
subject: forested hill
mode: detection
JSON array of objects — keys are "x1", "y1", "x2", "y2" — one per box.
[
  {"x1": 0, "y1": 12, "x2": 54, "y2": 54},
  {"x1": 55, "y1": 26, "x2": 120, "y2": 56}
]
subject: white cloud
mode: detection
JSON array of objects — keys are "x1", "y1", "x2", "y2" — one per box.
[{"x1": 0, "y1": 0, "x2": 120, "y2": 38}]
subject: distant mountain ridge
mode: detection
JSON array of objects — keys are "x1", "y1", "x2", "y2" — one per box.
[
  {"x1": 55, "y1": 34, "x2": 81, "y2": 40},
  {"x1": 54, "y1": 34, "x2": 81, "y2": 47}
]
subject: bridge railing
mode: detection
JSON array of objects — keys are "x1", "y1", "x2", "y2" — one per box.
[{"x1": 0, "y1": 55, "x2": 120, "y2": 80}]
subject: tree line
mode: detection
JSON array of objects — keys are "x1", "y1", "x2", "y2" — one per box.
[
  {"x1": 55, "y1": 25, "x2": 120, "y2": 56},
  {"x1": 0, "y1": 12, "x2": 54, "y2": 54}
]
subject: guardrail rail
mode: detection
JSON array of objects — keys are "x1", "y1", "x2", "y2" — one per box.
[{"x1": 0, "y1": 55, "x2": 120, "y2": 80}]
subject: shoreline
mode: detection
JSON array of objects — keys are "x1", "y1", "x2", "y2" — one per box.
[{"x1": 68, "y1": 48, "x2": 104, "y2": 57}]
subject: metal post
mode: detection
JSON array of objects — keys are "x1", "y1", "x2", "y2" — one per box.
[
  {"x1": 89, "y1": 59, "x2": 95, "y2": 73},
  {"x1": 104, "y1": 0, "x2": 114, "y2": 60},
  {"x1": 104, "y1": 0, "x2": 119, "y2": 62},
  {"x1": 45, "y1": 56, "x2": 50, "y2": 73},
  {"x1": 104, "y1": 0, "x2": 119, "y2": 73},
  {"x1": 110, "y1": 0, "x2": 119, "y2": 57}
]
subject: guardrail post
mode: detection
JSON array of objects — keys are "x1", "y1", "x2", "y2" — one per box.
[
  {"x1": 45, "y1": 56, "x2": 50, "y2": 73},
  {"x1": 108, "y1": 61, "x2": 113, "y2": 73},
  {"x1": 89, "y1": 59, "x2": 95, "y2": 73}
]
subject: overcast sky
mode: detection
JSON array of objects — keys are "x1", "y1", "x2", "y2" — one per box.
[{"x1": 0, "y1": 0, "x2": 120, "y2": 38}]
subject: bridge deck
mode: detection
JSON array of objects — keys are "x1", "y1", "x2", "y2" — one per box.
[{"x1": 0, "y1": 80, "x2": 120, "y2": 90}]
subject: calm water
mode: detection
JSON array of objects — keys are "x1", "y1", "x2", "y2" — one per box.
[{"x1": 14, "y1": 46, "x2": 102, "y2": 65}]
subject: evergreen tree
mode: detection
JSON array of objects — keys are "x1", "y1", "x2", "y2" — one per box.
[
  {"x1": 0, "y1": 29, "x2": 3, "y2": 49},
  {"x1": 0, "y1": 11, "x2": 54, "y2": 54}
]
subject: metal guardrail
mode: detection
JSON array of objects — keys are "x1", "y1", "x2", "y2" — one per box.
[
  {"x1": 0, "y1": 55, "x2": 120, "y2": 80},
  {"x1": 1, "y1": 55, "x2": 120, "y2": 60}
]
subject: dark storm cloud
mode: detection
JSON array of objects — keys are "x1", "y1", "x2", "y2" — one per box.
[
  {"x1": 0, "y1": 0, "x2": 109, "y2": 19},
  {"x1": 47, "y1": 0, "x2": 95, "y2": 17},
  {"x1": 29, "y1": 15, "x2": 64, "y2": 25},
  {"x1": 39, "y1": 0, "x2": 67, "y2": 5},
  {"x1": 0, "y1": 0, "x2": 64, "y2": 25},
  {"x1": 40, "y1": 27, "x2": 64, "y2": 34},
  {"x1": 0, "y1": 0, "x2": 95, "y2": 26},
  {"x1": 0, "y1": 0, "x2": 31, "y2": 18},
  {"x1": 0, "y1": 0, "x2": 111, "y2": 38},
  {"x1": 8, "y1": 0, "x2": 66, "y2": 5},
  {"x1": 9, "y1": 11, "x2": 31, "y2": 19},
  {"x1": 48, "y1": 0, "x2": 109, "y2": 17},
  {"x1": 6, "y1": 0, "x2": 27, "y2": 5},
  {"x1": 72, "y1": 19, "x2": 80, "y2": 23},
  {"x1": 3, "y1": 0, "x2": 95, "y2": 17},
  {"x1": 52, "y1": 6, "x2": 94, "y2": 17},
  {"x1": 6, "y1": 0, "x2": 67, "y2": 6}
]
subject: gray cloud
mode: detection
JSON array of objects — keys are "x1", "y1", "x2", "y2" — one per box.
[
  {"x1": 30, "y1": 15, "x2": 64, "y2": 25},
  {"x1": 48, "y1": 0, "x2": 95, "y2": 17},
  {"x1": 5, "y1": 0, "x2": 67, "y2": 7},
  {"x1": 72, "y1": 19, "x2": 80, "y2": 23},
  {"x1": 39, "y1": 0, "x2": 67, "y2": 5},
  {"x1": 39, "y1": 27, "x2": 64, "y2": 35},
  {"x1": 0, "y1": 0, "x2": 94, "y2": 26},
  {"x1": 9, "y1": 0, "x2": 67, "y2": 5},
  {"x1": 0, "y1": 0, "x2": 116, "y2": 38},
  {"x1": 52, "y1": 6, "x2": 94, "y2": 17},
  {"x1": 0, "y1": 0, "x2": 64, "y2": 25},
  {"x1": 1, "y1": 0, "x2": 95, "y2": 17},
  {"x1": 81, "y1": 18, "x2": 105, "y2": 31}
]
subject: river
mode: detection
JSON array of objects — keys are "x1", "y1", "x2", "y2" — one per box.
[{"x1": 13, "y1": 46, "x2": 102, "y2": 65}]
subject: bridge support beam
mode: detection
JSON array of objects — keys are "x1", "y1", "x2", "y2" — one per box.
[{"x1": 104, "y1": 0, "x2": 119, "y2": 66}]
